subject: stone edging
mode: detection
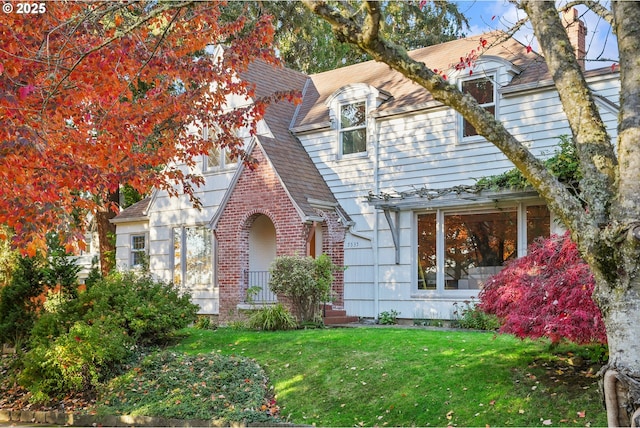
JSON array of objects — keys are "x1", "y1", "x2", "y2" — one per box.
[{"x1": 0, "y1": 409, "x2": 300, "y2": 427}]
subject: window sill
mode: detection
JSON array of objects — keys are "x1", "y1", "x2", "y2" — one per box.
[
  {"x1": 411, "y1": 289, "x2": 481, "y2": 300},
  {"x1": 335, "y1": 152, "x2": 369, "y2": 161}
]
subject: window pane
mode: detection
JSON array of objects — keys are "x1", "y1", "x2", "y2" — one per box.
[
  {"x1": 463, "y1": 106, "x2": 495, "y2": 138},
  {"x1": 207, "y1": 146, "x2": 221, "y2": 169},
  {"x1": 417, "y1": 213, "x2": 437, "y2": 290},
  {"x1": 342, "y1": 128, "x2": 367, "y2": 154},
  {"x1": 462, "y1": 78, "x2": 493, "y2": 104},
  {"x1": 224, "y1": 148, "x2": 237, "y2": 166},
  {"x1": 173, "y1": 228, "x2": 182, "y2": 286},
  {"x1": 444, "y1": 210, "x2": 517, "y2": 290},
  {"x1": 185, "y1": 227, "x2": 212, "y2": 289},
  {"x1": 132, "y1": 235, "x2": 145, "y2": 250},
  {"x1": 340, "y1": 102, "x2": 366, "y2": 128},
  {"x1": 526, "y1": 205, "x2": 550, "y2": 247}
]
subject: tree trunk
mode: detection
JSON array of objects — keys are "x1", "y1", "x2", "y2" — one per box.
[
  {"x1": 599, "y1": 277, "x2": 640, "y2": 427},
  {"x1": 95, "y1": 189, "x2": 119, "y2": 276}
]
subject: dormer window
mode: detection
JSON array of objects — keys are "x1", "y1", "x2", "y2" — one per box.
[
  {"x1": 339, "y1": 101, "x2": 367, "y2": 155},
  {"x1": 460, "y1": 76, "x2": 495, "y2": 138}
]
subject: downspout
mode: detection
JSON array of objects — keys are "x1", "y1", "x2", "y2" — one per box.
[{"x1": 372, "y1": 112, "x2": 380, "y2": 322}]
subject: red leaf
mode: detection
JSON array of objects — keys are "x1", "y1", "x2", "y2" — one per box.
[
  {"x1": 0, "y1": 62, "x2": 4, "y2": 75},
  {"x1": 18, "y1": 84, "x2": 36, "y2": 100},
  {"x1": 526, "y1": 45, "x2": 533, "y2": 54}
]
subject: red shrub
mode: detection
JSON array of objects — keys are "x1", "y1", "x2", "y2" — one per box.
[{"x1": 478, "y1": 232, "x2": 606, "y2": 344}]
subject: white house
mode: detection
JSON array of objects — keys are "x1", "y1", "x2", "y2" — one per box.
[{"x1": 112, "y1": 16, "x2": 619, "y2": 324}]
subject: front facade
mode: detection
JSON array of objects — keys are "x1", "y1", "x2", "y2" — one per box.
[{"x1": 113, "y1": 23, "x2": 619, "y2": 323}]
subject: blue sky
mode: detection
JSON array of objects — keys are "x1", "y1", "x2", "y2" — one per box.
[{"x1": 453, "y1": 1, "x2": 618, "y2": 70}]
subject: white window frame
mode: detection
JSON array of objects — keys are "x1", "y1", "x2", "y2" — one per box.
[
  {"x1": 172, "y1": 225, "x2": 214, "y2": 291},
  {"x1": 458, "y1": 73, "x2": 497, "y2": 142},
  {"x1": 202, "y1": 124, "x2": 239, "y2": 172},
  {"x1": 130, "y1": 233, "x2": 147, "y2": 267},
  {"x1": 338, "y1": 100, "x2": 368, "y2": 157},
  {"x1": 414, "y1": 202, "x2": 549, "y2": 295}
]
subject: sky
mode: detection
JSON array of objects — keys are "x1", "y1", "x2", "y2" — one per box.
[{"x1": 453, "y1": 0, "x2": 618, "y2": 70}]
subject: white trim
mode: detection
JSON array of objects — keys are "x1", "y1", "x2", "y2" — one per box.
[
  {"x1": 413, "y1": 201, "x2": 549, "y2": 295},
  {"x1": 458, "y1": 72, "x2": 498, "y2": 143}
]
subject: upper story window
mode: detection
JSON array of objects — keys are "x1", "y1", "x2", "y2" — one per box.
[
  {"x1": 460, "y1": 76, "x2": 495, "y2": 138},
  {"x1": 339, "y1": 101, "x2": 367, "y2": 155},
  {"x1": 206, "y1": 146, "x2": 237, "y2": 171},
  {"x1": 203, "y1": 124, "x2": 239, "y2": 171}
]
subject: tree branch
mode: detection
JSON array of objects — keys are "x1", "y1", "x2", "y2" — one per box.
[
  {"x1": 305, "y1": 0, "x2": 586, "y2": 233},
  {"x1": 522, "y1": 0, "x2": 617, "y2": 234}
]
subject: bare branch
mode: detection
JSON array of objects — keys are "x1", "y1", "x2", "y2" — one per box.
[
  {"x1": 563, "y1": 0, "x2": 614, "y2": 27},
  {"x1": 41, "y1": 1, "x2": 195, "y2": 114}
]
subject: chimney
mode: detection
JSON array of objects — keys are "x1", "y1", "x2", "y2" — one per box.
[{"x1": 562, "y1": 8, "x2": 587, "y2": 70}]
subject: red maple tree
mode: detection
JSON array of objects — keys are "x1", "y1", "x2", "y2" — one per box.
[
  {"x1": 0, "y1": 2, "x2": 295, "y2": 271},
  {"x1": 479, "y1": 232, "x2": 606, "y2": 345}
]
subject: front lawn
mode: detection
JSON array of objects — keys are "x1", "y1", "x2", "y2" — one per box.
[{"x1": 165, "y1": 327, "x2": 605, "y2": 427}]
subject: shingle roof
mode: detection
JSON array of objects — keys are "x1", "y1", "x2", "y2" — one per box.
[
  {"x1": 111, "y1": 197, "x2": 150, "y2": 223},
  {"x1": 240, "y1": 61, "x2": 343, "y2": 218},
  {"x1": 292, "y1": 32, "x2": 546, "y2": 129}
]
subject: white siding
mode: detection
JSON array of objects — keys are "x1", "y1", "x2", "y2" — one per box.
[{"x1": 299, "y1": 70, "x2": 620, "y2": 322}]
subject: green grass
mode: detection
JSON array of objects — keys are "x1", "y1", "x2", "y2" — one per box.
[{"x1": 171, "y1": 327, "x2": 606, "y2": 427}]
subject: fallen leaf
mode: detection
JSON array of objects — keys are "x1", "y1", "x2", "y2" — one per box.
[
  {"x1": 446, "y1": 410, "x2": 454, "y2": 420},
  {"x1": 542, "y1": 419, "x2": 552, "y2": 425},
  {"x1": 577, "y1": 411, "x2": 586, "y2": 418}
]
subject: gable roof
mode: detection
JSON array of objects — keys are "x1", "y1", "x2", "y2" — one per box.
[
  {"x1": 239, "y1": 60, "x2": 344, "y2": 219},
  {"x1": 292, "y1": 32, "x2": 546, "y2": 130}
]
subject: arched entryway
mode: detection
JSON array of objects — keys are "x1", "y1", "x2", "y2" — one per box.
[{"x1": 248, "y1": 214, "x2": 277, "y2": 303}]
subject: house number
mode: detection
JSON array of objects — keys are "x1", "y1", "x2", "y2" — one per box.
[{"x1": 345, "y1": 241, "x2": 360, "y2": 248}]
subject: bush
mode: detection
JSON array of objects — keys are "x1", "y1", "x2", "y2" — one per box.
[
  {"x1": 97, "y1": 351, "x2": 278, "y2": 423},
  {"x1": 248, "y1": 304, "x2": 297, "y2": 331},
  {"x1": 378, "y1": 310, "x2": 400, "y2": 325},
  {"x1": 479, "y1": 233, "x2": 606, "y2": 344},
  {"x1": 269, "y1": 254, "x2": 339, "y2": 324},
  {"x1": 0, "y1": 255, "x2": 47, "y2": 346},
  {"x1": 20, "y1": 272, "x2": 199, "y2": 401},
  {"x1": 453, "y1": 300, "x2": 500, "y2": 330}
]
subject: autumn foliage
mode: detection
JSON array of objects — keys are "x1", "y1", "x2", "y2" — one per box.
[
  {"x1": 0, "y1": 2, "x2": 295, "y2": 253},
  {"x1": 478, "y1": 232, "x2": 606, "y2": 345}
]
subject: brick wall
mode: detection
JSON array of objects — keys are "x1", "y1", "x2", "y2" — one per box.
[{"x1": 215, "y1": 144, "x2": 345, "y2": 323}]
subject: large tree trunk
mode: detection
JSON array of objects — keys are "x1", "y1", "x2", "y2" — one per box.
[
  {"x1": 599, "y1": 277, "x2": 640, "y2": 427},
  {"x1": 304, "y1": 1, "x2": 640, "y2": 425},
  {"x1": 95, "y1": 189, "x2": 119, "y2": 276}
]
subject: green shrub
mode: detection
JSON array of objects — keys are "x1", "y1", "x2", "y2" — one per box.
[
  {"x1": 0, "y1": 255, "x2": 47, "y2": 346},
  {"x1": 378, "y1": 310, "x2": 400, "y2": 325},
  {"x1": 97, "y1": 351, "x2": 278, "y2": 423},
  {"x1": 269, "y1": 254, "x2": 339, "y2": 323},
  {"x1": 453, "y1": 300, "x2": 500, "y2": 331},
  {"x1": 248, "y1": 304, "x2": 297, "y2": 331},
  {"x1": 20, "y1": 272, "x2": 199, "y2": 401}
]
